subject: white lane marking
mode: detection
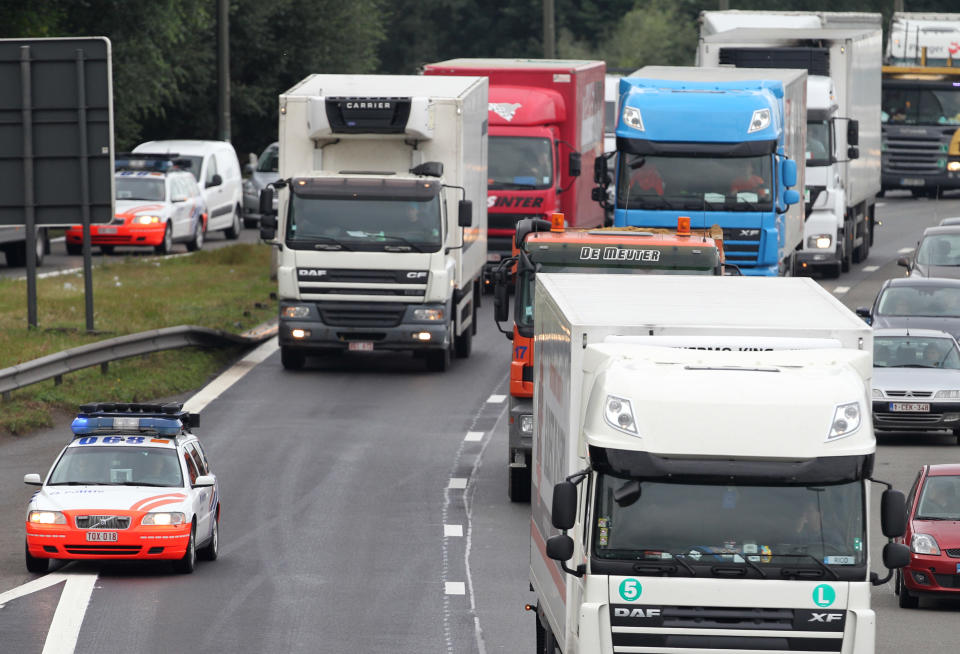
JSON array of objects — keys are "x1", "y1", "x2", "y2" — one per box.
[
  {"x1": 898, "y1": 247, "x2": 913, "y2": 254},
  {"x1": 445, "y1": 582, "x2": 466, "y2": 595},
  {"x1": 486, "y1": 394, "x2": 506, "y2": 404},
  {"x1": 863, "y1": 265, "x2": 880, "y2": 272},
  {"x1": 448, "y1": 477, "x2": 468, "y2": 490},
  {"x1": 833, "y1": 286, "x2": 850, "y2": 295},
  {"x1": 0, "y1": 572, "x2": 71, "y2": 606},
  {"x1": 444, "y1": 524, "x2": 464, "y2": 537},
  {"x1": 183, "y1": 336, "x2": 279, "y2": 413},
  {"x1": 41, "y1": 573, "x2": 98, "y2": 654},
  {"x1": 464, "y1": 431, "x2": 484, "y2": 442},
  {"x1": 876, "y1": 202, "x2": 886, "y2": 207}
]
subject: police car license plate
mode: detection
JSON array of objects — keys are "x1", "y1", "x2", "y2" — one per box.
[
  {"x1": 348, "y1": 341, "x2": 374, "y2": 352},
  {"x1": 890, "y1": 402, "x2": 930, "y2": 412},
  {"x1": 86, "y1": 531, "x2": 118, "y2": 542},
  {"x1": 97, "y1": 227, "x2": 117, "y2": 234},
  {"x1": 900, "y1": 178, "x2": 925, "y2": 187}
]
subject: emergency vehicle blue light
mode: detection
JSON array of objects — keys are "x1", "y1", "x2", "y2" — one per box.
[{"x1": 71, "y1": 416, "x2": 182, "y2": 437}]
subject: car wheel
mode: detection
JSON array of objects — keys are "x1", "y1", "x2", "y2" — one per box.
[
  {"x1": 100, "y1": 245, "x2": 115, "y2": 255},
  {"x1": 281, "y1": 346, "x2": 305, "y2": 371},
  {"x1": 898, "y1": 578, "x2": 919, "y2": 609},
  {"x1": 154, "y1": 223, "x2": 173, "y2": 255},
  {"x1": 224, "y1": 205, "x2": 241, "y2": 240},
  {"x1": 186, "y1": 220, "x2": 204, "y2": 252},
  {"x1": 25, "y1": 540, "x2": 48, "y2": 573},
  {"x1": 175, "y1": 524, "x2": 197, "y2": 574},
  {"x1": 66, "y1": 242, "x2": 82, "y2": 256},
  {"x1": 198, "y1": 513, "x2": 219, "y2": 561}
]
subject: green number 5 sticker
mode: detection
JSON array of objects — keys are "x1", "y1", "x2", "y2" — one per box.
[{"x1": 619, "y1": 578, "x2": 642, "y2": 601}]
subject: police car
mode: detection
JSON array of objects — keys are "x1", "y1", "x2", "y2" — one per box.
[
  {"x1": 24, "y1": 403, "x2": 220, "y2": 574},
  {"x1": 65, "y1": 153, "x2": 207, "y2": 256}
]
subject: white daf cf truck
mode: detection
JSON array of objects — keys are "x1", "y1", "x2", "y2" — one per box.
[
  {"x1": 259, "y1": 74, "x2": 488, "y2": 371},
  {"x1": 529, "y1": 274, "x2": 910, "y2": 654}
]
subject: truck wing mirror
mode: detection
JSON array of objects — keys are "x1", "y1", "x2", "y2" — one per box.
[
  {"x1": 847, "y1": 119, "x2": 859, "y2": 146},
  {"x1": 568, "y1": 152, "x2": 582, "y2": 178},
  {"x1": 458, "y1": 199, "x2": 473, "y2": 228},
  {"x1": 259, "y1": 187, "x2": 276, "y2": 217},
  {"x1": 259, "y1": 210, "x2": 278, "y2": 241},
  {"x1": 493, "y1": 277, "x2": 510, "y2": 324},
  {"x1": 551, "y1": 481, "x2": 578, "y2": 530},
  {"x1": 881, "y1": 489, "x2": 907, "y2": 538},
  {"x1": 591, "y1": 187, "x2": 605, "y2": 202},
  {"x1": 783, "y1": 189, "x2": 800, "y2": 206},
  {"x1": 546, "y1": 534, "x2": 574, "y2": 561},
  {"x1": 781, "y1": 158, "x2": 797, "y2": 188},
  {"x1": 593, "y1": 156, "x2": 608, "y2": 184},
  {"x1": 847, "y1": 146, "x2": 860, "y2": 160},
  {"x1": 882, "y1": 542, "x2": 910, "y2": 570}
]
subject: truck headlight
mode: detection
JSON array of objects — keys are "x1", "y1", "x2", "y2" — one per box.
[
  {"x1": 748, "y1": 109, "x2": 771, "y2": 133},
  {"x1": 827, "y1": 401, "x2": 861, "y2": 440},
  {"x1": 807, "y1": 234, "x2": 832, "y2": 249},
  {"x1": 872, "y1": 388, "x2": 884, "y2": 399},
  {"x1": 519, "y1": 414, "x2": 534, "y2": 435},
  {"x1": 948, "y1": 161, "x2": 960, "y2": 172},
  {"x1": 935, "y1": 390, "x2": 960, "y2": 399},
  {"x1": 604, "y1": 395, "x2": 638, "y2": 436},
  {"x1": 281, "y1": 305, "x2": 311, "y2": 319},
  {"x1": 413, "y1": 308, "x2": 444, "y2": 321},
  {"x1": 28, "y1": 510, "x2": 66, "y2": 525},
  {"x1": 911, "y1": 533, "x2": 940, "y2": 556},
  {"x1": 134, "y1": 215, "x2": 161, "y2": 225},
  {"x1": 142, "y1": 512, "x2": 186, "y2": 526},
  {"x1": 622, "y1": 106, "x2": 644, "y2": 132}
]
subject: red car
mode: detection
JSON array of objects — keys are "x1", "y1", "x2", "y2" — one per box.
[{"x1": 896, "y1": 463, "x2": 960, "y2": 608}]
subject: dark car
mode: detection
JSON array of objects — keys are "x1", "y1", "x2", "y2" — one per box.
[
  {"x1": 898, "y1": 226, "x2": 960, "y2": 279},
  {"x1": 857, "y1": 277, "x2": 960, "y2": 341},
  {"x1": 896, "y1": 464, "x2": 960, "y2": 608}
]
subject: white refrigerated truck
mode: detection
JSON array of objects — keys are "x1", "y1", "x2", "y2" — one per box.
[
  {"x1": 259, "y1": 75, "x2": 488, "y2": 371},
  {"x1": 698, "y1": 13, "x2": 883, "y2": 277},
  {"x1": 530, "y1": 274, "x2": 909, "y2": 654}
]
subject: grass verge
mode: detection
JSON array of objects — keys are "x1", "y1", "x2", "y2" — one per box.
[{"x1": 0, "y1": 244, "x2": 275, "y2": 434}]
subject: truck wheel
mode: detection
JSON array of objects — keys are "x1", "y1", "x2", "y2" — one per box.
[
  {"x1": 841, "y1": 232, "x2": 852, "y2": 273},
  {"x1": 536, "y1": 613, "x2": 559, "y2": 653},
  {"x1": 853, "y1": 218, "x2": 869, "y2": 263},
  {"x1": 281, "y1": 346, "x2": 305, "y2": 371},
  {"x1": 454, "y1": 319, "x2": 472, "y2": 358},
  {"x1": 508, "y1": 466, "x2": 531, "y2": 503},
  {"x1": 25, "y1": 541, "x2": 48, "y2": 573},
  {"x1": 426, "y1": 346, "x2": 450, "y2": 372}
]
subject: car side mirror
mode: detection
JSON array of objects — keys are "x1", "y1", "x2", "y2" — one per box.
[
  {"x1": 781, "y1": 158, "x2": 797, "y2": 188},
  {"x1": 568, "y1": 152, "x2": 581, "y2": 178},
  {"x1": 847, "y1": 146, "x2": 859, "y2": 160},
  {"x1": 551, "y1": 481, "x2": 578, "y2": 530},
  {"x1": 193, "y1": 475, "x2": 215, "y2": 488},
  {"x1": 458, "y1": 199, "x2": 473, "y2": 228},
  {"x1": 172, "y1": 195, "x2": 188, "y2": 203},
  {"x1": 209, "y1": 174, "x2": 223, "y2": 188},
  {"x1": 847, "y1": 119, "x2": 859, "y2": 146},
  {"x1": 881, "y1": 489, "x2": 907, "y2": 538},
  {"x1": 882, "y1": 542, "x2": 910, "y2": 569},
  {"x1": 783, "y1": 189, "x2": 801, "y2": 206},
  {"x1": 243, "y1": 163, "x2": 254, "y2": 176},
  {"x1": 593, "y1": 155, "x2": 608, "y2": 184},
  {"x1": 897, "y1": 257, "x2": 910, "y2": 268},
  {"x1": 23, "y1": 473, "x2": 41, "y2": 486},
  {"x1": 546, "y1": 534, "x2": 574, "y2": 561},
  {"x1": 855, "y1": 307, "x2": 872, "y2": 323}
]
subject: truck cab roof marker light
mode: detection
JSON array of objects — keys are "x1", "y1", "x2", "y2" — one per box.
[
  {"x1": 551, "y1": 213, "x2": 565, "y2": 233},
  {"x1": 677, "y1": 216, "x2": 691, "y2": 237}
]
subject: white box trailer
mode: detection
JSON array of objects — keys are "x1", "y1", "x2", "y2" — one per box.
[
  {"x1": 265, "y1": 74, "x2": 488, "y2": 371},
  {"x1": 698, "y1": 21, "x2": 882, "y2": 277},
  {"x1": 529, "y1": 274, "x2": 908, "y2": 654}
]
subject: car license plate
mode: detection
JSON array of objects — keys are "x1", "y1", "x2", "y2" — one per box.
[
  {"x1": 900, "y1": 177, "x2": 925, "y2": 187},
  {"x1": 86, "y1": 531, "x2": 118, "y2": 542},
  {"x1": 348, "y1": 341, "x2": 374, "y2": 352},
  {"x1": 890, "y1": 402, "x2": 930, "y2": 412},
  {"x1": 98, "y1": 226, "x2": 117, "y2": 234}
]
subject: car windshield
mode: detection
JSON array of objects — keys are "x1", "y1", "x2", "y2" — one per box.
[
  {"x1": 916, "y1": 234, "x2": 960, "y2": 266},
  {"x1": 287, "y1": 194, "x2": 442, "y2": 252},
  {"x1": 882, "y1": 86, "x2": 960, "y2": 125},
  {"x1": 115, "y1": 177, "x2": 165, "y2": 202},
  {"x1": 617, "y1": 154, "x2": 773, "y2": 211},
  {"x1": 488, "y1": 137, "x2": 553, "y2": 190},
  {"x1": 877, "y1": 286, "x2": 960, "y2": 317},
  {"x1": 807, "y1": 120, "x2": 831, "y2": 167},
  {"x1": 874, "y1": 336, "x2": 960, "y2": 369},
  {"x1": 257, "y1": 147, "x2": 278, "y2": 173},
  {"x1": 916, "y1": 476, "x2": 960, "y2": 521},
  {"x1": 594, "y1": 476, "x2": 865, "y2": 572},
  {"x1": 47, "y1": 446, "x2": 183, "y2": 487},
  {"x1": 172, "y1": 156, "x2": 205, "y2": 182}
]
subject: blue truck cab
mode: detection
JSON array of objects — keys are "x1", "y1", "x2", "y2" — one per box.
[{"x1": 604, "y1": 66, "x2": 806, "y2": 276}]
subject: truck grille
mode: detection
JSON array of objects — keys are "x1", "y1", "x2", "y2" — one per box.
[
  {"x1": 721, "y1": 227, "x2": 762, "y2": 265},
  {"x1": 75, "y1": 515, "x2": 131, "y2": 529},
  {"x1": 610, "y1": 605, "x2": 845, "y2": 653},
  {"x1": 297, "y1": 267, "x2": 427, "y2": 300},
  {"x1": 882, "y1": 127, "x2": 953, "y2": 176},
  {"x1": 316, "y1": 302, "x2": 406, "y2": 327}
]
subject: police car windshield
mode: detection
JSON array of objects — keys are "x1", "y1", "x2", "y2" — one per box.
[
  {"x1": 116, "y1": 177, "x2": 165, "y2": 202},
  {"x1": 489, "y1": 137, "x2": 552, "y2": 190},
  {"x1": 593, "y1": 476, "x2": 865, "y2": 574},
  {"x1": 47, "y1": 447, "x2": 183, "y2": 487}
]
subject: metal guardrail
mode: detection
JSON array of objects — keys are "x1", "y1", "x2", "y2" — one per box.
[{"x1": 0, "y1": 322, "x2": 278, "y2": 397}]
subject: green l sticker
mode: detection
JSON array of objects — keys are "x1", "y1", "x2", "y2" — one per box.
[{"x1": 813, "y1": 584, "x2": 836, "y2": 607}]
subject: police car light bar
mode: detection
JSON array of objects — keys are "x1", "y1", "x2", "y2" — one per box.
[
  {"x1": 75, "y1": 402, "x2": 199, "y2": 428},
  {"x1": 71, "y1": 415, "x2": 183, "y2": 437},
  {"x1": 114, "y1": 152, "x2": 190, "y2": 173}
]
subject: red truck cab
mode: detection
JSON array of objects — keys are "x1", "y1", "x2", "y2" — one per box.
[{"x1": 423, "y1": 59, "x2": 606, "y2": 279}]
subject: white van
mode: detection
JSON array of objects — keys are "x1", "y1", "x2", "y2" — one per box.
[{"x1": 133, "y1": 140, "x2": 244, "y2": 239}]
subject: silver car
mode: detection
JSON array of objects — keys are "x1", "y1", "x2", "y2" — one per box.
[
  {"x1": 242, "y1": 142, "x2": 279, "y2": 228},
  {"x1": 872, "y1": 328, "x2": 960, "y2": 443}
]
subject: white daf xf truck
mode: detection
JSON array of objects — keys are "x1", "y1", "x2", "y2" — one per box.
[
  {"x1": 698, "y1": 12, "x2": 883, "y2": 277},
  {"x1": 530, "y1": 274, "x2": 909, "y2": 653},
  {"x1": 259, "y1": 75, "x2": 488, "y2": 371}
]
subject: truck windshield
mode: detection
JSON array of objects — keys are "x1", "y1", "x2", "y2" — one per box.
[
  {"x1": 489, "y1": 137, "x2": 553, "y2": 190},
  {"x1": 807, "y1": 120, "x2": 832, "y2": 167},
  {"x1": 593, "y1": 476, "x2": 866, "y2": 577},
  {"x1": 617, "y1": 154, "x2": 773, "y2": 211},
  {"x1": 287, "y1": 195, "x2": 443, "y2": 252},
  {"x1": 116, "y1": 177, "x2": 165, "y2": 202},
  {"x1": 882, "y1": 85, "x2": 960, "y2": 125}
]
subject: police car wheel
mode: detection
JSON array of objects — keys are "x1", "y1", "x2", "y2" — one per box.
[
  {"x1": 175, "y1": 525, "x2": 197, "y2": 574},
  {"x1": 199, "y1": 515, "x2": 219, "y2": 561},
  {"x1": 25, "y1": 541, "x2": 48, "y2": 574},
  {"x1": 155, "y1": 224, "x2": 173, "y2": 255}
]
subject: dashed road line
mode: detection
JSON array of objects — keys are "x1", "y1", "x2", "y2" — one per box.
[
  {"x1": 486, "y1": 394, "x2": 506, "y2": 404},
  {"x1": 862, "y1": 265, "x2": 880, "y2": 272},
  {"x1": 464, "y1": 431, "x2": 484, "y2": 442},
  {"x1": 833, "y1": 286, "x2": 850, "y2": 295},
  {"x1": 445, "y1": 582, "x2": 466, "y2": 595},
  {"x1": 444, "y1": 524, "x2": 464, "y2": 537},
  {"x1": 448, "y1": 477, "x2": 468, "y2": 490}
]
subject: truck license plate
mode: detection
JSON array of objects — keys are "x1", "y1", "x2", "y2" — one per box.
[
  {"x1": 348, "y1": 341, "x2": 374, "y2": 352},
  {"x1": 890, "y1": 402, "x2": 930, "y2": 412},
  {"x1": 86, "y1": 531, "x2": 118, "y2": 542},
  {"x1": 900, "y1": 178, "x2": 925, "y2": 187}
]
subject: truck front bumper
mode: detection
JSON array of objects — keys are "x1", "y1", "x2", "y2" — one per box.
[
  {"x1": 796, "y1": 248, "x2": 841, "y2": 272},
  {"x1": 883, "y1": 170, "x2": 960, "y2": 191},
  {"x1": 279, "y1": 301, "x2": 451, "y2": 352}
]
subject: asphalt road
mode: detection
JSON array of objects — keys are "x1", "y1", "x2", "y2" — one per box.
[{"x1": 2, "y1": 192, "x2": 960, "y2": 653}]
